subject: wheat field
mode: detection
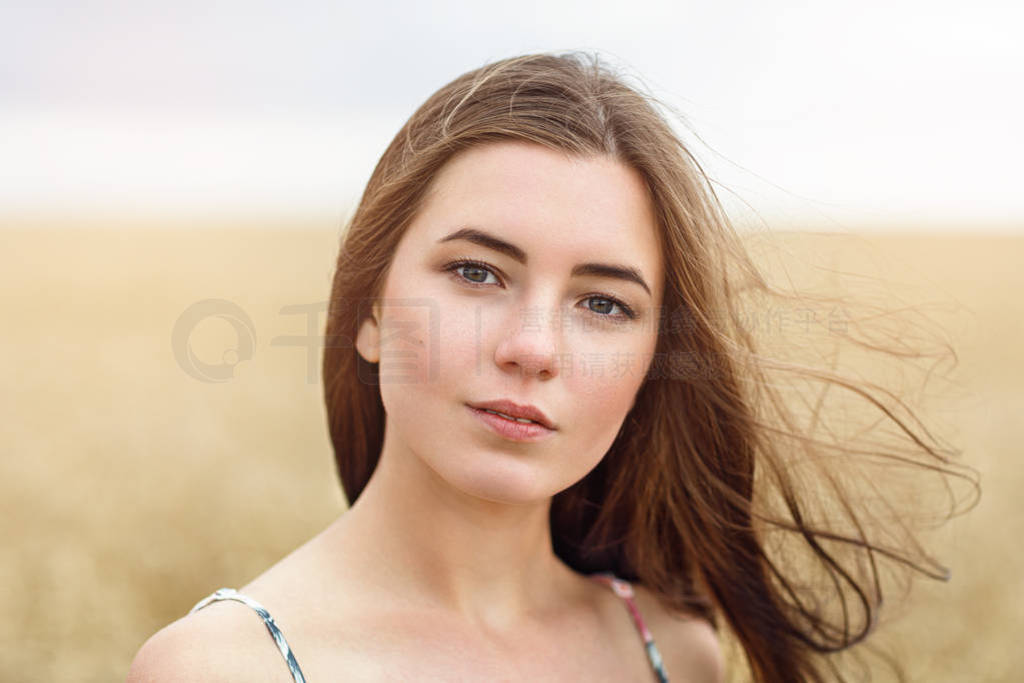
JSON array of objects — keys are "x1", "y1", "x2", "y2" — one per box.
[{"x1": 1, "y1": 218, "x2": 1019, "y2": 682}]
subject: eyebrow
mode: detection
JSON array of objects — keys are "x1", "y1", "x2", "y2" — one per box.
[{"x1": 437, "y1": 227, "x2": 652, "y2": 298}]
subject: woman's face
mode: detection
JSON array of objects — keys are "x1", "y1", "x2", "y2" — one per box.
[{"x1": 357, "y1": 140, "x2": 663, "y2": 505}]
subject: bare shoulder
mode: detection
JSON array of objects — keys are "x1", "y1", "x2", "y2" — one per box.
[
  {"x1": 126, "y1": 599, "x2": 289, "y2": 683},
  {"x1": 631, "y1": 583, "x2": 725, "y2": 683}
]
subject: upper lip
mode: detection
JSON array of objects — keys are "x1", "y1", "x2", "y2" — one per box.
[{"x1": 468, "y1": 400, "x2": 556, "y2": 430}]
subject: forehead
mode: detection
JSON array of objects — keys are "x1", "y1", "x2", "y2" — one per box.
[{"x1": 410, "y1": 141, "x2": 663, "y2": 297}]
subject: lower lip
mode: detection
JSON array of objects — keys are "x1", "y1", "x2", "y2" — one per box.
[{"x1": 467, "y1": 406, "x2": 556, "y2": 443}]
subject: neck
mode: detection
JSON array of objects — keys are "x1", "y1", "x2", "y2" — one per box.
[{"x1": 323, "y1": 439, "x2": 580, "y2": 632}]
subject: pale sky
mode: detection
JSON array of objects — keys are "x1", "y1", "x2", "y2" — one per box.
[{"x1": 1, "y1": 0, "x2": 1021, "y2": 230}]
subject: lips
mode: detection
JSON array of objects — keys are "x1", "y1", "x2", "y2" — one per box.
[{"x1": 466, "y1": 399, "x2": 555, "y2": 430}]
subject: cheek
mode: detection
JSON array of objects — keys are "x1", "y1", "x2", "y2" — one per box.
[
  {"x1": 375, "y1": 294, "x2": 481, "y2": 415},
  {"x1": 562, "y1": 327, "x2": 656, "y2": 452},
  {"x1": 567, "y1": 366, "x2": 647, "y2": 456},
  {"x1": 374, "y1": 299, "x2": 442, "y2": 429}
]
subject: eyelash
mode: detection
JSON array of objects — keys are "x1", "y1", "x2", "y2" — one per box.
[{"x1": 442, "y1": 257, "x2": 637, "y2": 322}]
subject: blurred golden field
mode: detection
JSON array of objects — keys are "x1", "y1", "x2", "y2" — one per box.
[{"x1": 1, "y1": 218, "x2": 1020, "y2": 682}]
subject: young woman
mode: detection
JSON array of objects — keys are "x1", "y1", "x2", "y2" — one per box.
[{"x1": 129, "y1": 52, "x2": 974, "y2": 682}]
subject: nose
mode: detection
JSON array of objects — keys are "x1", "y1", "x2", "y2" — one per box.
[{"x1": 492, "y1": 302, "x2": 561, "y2": 380}]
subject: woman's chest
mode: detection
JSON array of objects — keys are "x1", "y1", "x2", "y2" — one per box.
[
  {"x1": 288, "y1": 610, "x2": 656, "y2": 682},
  {"x1": 296, "y1": 639, "x2": 654, "y2": 682}
]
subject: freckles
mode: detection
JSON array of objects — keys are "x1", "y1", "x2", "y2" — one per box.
[
  {"x1": 440, "y1": 302, "x2": 493, "y2": 365},
  {"x1": 377, "y1": 305, "x2": 440, "y2": 386},
  {"x1": 564, "y1": 341, "x2": 651, "y2": 387},
  {"x1": 584, "y1": 375, "x2": 636, "y2": 411}
]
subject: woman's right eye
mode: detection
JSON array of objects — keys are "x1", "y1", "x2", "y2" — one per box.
[{"x1": 444, "y1": 259, "x2": 501, "y2": 287}]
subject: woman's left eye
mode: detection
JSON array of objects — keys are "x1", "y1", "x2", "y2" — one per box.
[{"x1": 442, "y1": 259, "x2": 636, "y2": 321}]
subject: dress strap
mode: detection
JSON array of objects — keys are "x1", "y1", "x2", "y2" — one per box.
[
  {"x1": 190, "y1": 587, "x2": 307, "y2": 683},
  {"x1": 590, "y1": 572, "x2": 669, "y2": 683}
]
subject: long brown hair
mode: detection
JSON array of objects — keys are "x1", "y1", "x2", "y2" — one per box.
[{"x1": 321, "y1": 51, "x2": 978, "y2": 682}]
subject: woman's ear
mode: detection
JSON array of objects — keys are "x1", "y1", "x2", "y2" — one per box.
[{"x1": 355, "y1": 301, "x2": 382, "y2": 364}]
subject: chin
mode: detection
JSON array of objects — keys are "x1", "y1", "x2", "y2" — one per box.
[{"x1": 431, "y1": 454, "x2": 562, "y2": 506}]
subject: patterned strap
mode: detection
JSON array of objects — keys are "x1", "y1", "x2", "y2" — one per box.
[
  {"x1": 590, "y1": 572, "x2": 669, "y2": 683},
  {"x1": 190, "y1": 588, "x2": 307, "y2": 683}
]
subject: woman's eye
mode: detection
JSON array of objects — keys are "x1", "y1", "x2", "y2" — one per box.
[
  {"x1": 587, "y1": 298, "x2": 621, "y2": 317},
  {"x1": 456, "y1": 262, "x2": 498, "y2": 285},
  {"x1": 443, "y1": 259, "x2": 636, "y2": 321}
]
